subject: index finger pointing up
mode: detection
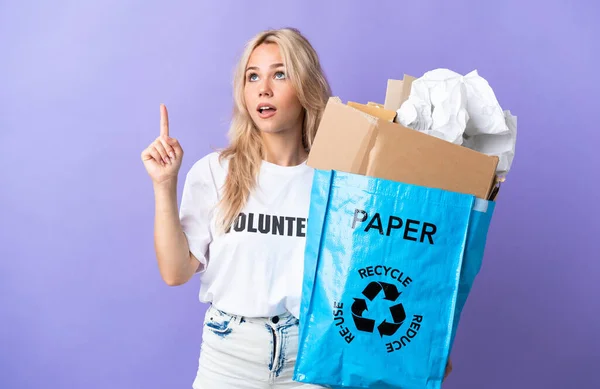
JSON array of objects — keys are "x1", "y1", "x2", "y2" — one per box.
[{"x1": 160, "y1": 103, "x2": 169, "y2": 137}]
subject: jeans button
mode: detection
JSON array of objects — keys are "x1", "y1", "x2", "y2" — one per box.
[{"x1": 271, "y1": 316, "x2": 280, "y2": 324}]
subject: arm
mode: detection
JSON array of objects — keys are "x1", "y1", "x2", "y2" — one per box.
[
  {"x1": 153, "y1": 179, "x2": 200, "y2": 286},
  {"x1": 443, "y1": 356, "x2": 453, "y2": 381},
  {"x1": 142, "y1": 103, "x2": 205, "y2": 286}
]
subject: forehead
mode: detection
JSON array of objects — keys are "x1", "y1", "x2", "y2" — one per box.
[{"x1": 247, "y1": 43, "x2": 283, "y2": 68}]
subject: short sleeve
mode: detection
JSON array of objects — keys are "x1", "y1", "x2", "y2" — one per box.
[{"x1": 179, "y1": 156, "x2": 219, "y2": 273}]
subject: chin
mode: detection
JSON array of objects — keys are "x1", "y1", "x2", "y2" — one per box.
[{"x1": 255, "y1": 121, "x2": 284, "y2": 134}]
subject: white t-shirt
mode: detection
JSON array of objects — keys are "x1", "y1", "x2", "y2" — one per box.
[{"x1": 178, "y1": 152, "x2": 314, "y2": 319}]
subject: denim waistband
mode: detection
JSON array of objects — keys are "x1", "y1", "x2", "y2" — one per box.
[{"x1": 209, "y1": 305, "x2": 298, "y2": 327}]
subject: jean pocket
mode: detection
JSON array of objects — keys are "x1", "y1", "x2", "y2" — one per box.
[{"x1": 204, "y1": 307, "x2": 235, "y2": 336}]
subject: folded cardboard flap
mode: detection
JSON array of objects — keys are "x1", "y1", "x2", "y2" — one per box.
[
  {"x1": 384, "y1": 75, "x2": 416, "y2": 111},
  {"x1": 384, "y1": 79, "x2": 403, "y2": 111},
  {"x1": 308, "y1": 97, "x2": 500, "y2": 200},
  {"x1": 347, "y1": 102, "x2": 397, "y2": 122}
]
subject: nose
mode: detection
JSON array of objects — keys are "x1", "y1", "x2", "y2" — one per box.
[{"x1": 259, "y1": 79, "x2": 273, "y2": 97}]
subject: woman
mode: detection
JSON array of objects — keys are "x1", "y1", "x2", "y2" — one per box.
[
  {"x1": 141, "y1": 27, "x2": 452, "y2": 388},
  {"x1": 142, "y1": 27, "x2": 330, "y2": 388}
]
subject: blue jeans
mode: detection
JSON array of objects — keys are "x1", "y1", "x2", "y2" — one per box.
[{"x1": 192, "y1": 305, "x2": 323, "y2": 388}]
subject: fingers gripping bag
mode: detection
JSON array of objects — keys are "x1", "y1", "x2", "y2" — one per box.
[{"x1": 293, "y1": 169, "x2": 495, "y2": 389}]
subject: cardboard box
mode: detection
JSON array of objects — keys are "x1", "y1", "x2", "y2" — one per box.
[
  {"x1": 366, "y1": 102, "x2": 385, "y2": 108},
  {"x1": 347, "y1": 102, "x2": 397, "y2": 122},
  {"x1": 307, "y1": 76, "x2": 500, "y2": 200},
  {"x1": 384, "y1": 75, "x2": 416, "y2": 111}
]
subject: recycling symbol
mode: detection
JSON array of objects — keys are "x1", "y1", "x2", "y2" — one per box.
[{"x1": 351, "y1": 281, "x2": 407, "y2": 337}]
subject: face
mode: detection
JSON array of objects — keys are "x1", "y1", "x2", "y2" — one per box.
[{"x1": 244, "y1": 43, "x2": 304, "y2": 135}]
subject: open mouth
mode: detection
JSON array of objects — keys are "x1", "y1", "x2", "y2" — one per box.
[{"x1": 257, "y1": 104, "x2": 277, "y2": 118}]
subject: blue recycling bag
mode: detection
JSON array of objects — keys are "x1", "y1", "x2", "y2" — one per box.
[{"x1": 294, "y1": 169, "x2": 495, "y2": 389}]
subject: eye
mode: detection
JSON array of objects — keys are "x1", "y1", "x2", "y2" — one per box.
[
  {"x1": 247, "y1": 73, "x2": 259, "y2": 82},
  {"x1": 274, "y1": 71, "x2": 286, "y2": 80}
]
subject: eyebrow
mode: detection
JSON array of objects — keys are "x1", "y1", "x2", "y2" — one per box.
[{"x1": 245, "y1": 63, "x2": 285, "y2": 72}]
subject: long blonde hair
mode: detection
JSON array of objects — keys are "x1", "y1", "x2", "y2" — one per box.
[{"x1": 217, "y1": 28, "x2": 332, "y2": 231}]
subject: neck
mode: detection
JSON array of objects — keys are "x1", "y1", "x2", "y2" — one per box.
[{"x1": 261, "y1": 127, "x2": 308, "y2": 167}]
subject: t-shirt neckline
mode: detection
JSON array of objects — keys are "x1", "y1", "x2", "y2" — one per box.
[{"x1": 260, "y1": 159, "x2": 309, "y2": 174}]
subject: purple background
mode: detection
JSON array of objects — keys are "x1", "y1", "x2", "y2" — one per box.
[{"x1": 1, "y1": 0, "x2": 598, "y2": 388}]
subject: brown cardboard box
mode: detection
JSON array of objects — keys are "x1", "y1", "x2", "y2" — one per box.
[
  {"x1": 307, "y1": 89, "x2": 500, "y2": 199},
  {"x1": 347, "y1": 102, "x2": 397, "y2": 122},
  {"x1": 384, "y1": 75, "x2": 416, "y2": 111}
]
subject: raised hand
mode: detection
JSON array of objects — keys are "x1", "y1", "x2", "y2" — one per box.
[{"x1": 141, "y1": 104, "x2": 184, "y2": 185}]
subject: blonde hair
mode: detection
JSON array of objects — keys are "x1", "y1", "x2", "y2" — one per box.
[{"x1": 217, "y1": 28, "x2": 332, "y2": 231}]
